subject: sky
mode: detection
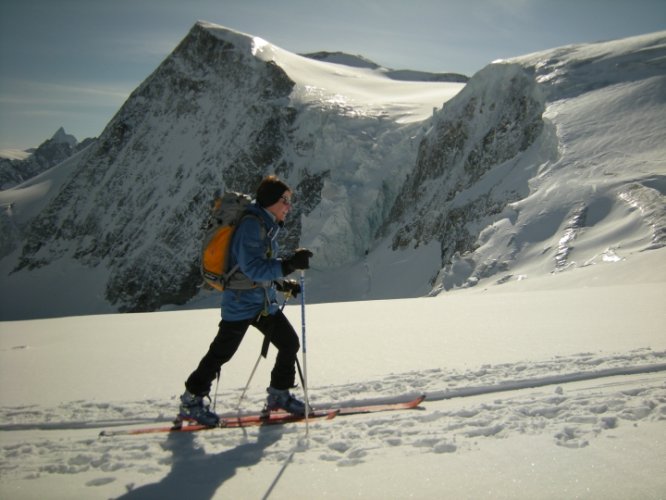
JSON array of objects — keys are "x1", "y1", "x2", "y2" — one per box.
[{"x1": 0, "y1": 0, "x2": 664, "y2": 152}]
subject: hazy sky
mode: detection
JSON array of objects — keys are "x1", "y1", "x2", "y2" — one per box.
[{"x1": 1, "y1": 0, "x2": 664, "y2": 151}]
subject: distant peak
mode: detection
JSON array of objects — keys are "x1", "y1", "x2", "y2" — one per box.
[{"x1": 51, "y1": 127, "x2": 77, "y2": 146}]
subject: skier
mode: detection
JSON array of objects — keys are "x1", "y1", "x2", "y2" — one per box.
[{"x1": 179, "y1": 175, "x2": 313, "y2": 426}]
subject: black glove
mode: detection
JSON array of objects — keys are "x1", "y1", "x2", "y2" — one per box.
[
  {"x1": 275, "y1": 279, "x2": 301, "y2": 298},
  {"x1": 281, "y1": 248, "x2": 313, "y2": 275}
]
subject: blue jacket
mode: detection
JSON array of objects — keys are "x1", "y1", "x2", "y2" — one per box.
[{"x1": 221, "y1": 203, "x2": 285, "y2": 321}]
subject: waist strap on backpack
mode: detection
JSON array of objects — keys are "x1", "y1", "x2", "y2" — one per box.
[{"x1": 224, "y1": 265, "x2": 271, "y2": 290}]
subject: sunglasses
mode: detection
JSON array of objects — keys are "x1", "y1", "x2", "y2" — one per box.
[{"x1": 280, "y1": 195, "x2": 293, "y2": 206}]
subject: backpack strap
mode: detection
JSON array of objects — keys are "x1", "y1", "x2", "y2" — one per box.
[{"x1": 223, "y1": 212, "x2": 271, "y2": 291}]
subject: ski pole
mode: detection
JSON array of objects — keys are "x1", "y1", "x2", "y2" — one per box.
[
  {"x1": 299, "y1": 270, "x2": 311, "y2": 437},
  {"x1": 212, "y1": 370, "x2": 221, "y2": 413},
  {"x1": 237, "y1": 353, "x2": 262, "y2": 413},
  {"x1": 236, "y1": 294, "x2": 290, "y2": 413}
]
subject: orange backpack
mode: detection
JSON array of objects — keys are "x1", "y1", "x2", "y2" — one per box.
[{"x1": 200, "y1": 191, "x2": 254, "y2": 291}]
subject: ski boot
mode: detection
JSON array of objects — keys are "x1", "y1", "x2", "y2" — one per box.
[
  {"x1": 263, "y1": 387, "x2": 306, "y2": 416},
  {"x1": 177, "y1": 390, "x2": 220, "y2": 427}
]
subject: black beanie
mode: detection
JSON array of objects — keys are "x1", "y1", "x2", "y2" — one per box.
[{"x1": 256, "y1": 175, "x2": 290, "y2": 207}]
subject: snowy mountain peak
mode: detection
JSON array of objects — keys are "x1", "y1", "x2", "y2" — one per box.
[
  {"x1": 195, "y1": 21, "x2": 259, "y2": 56},
  {"x1": 194, "y1": 21, "x2": 464, "y2": 124}
]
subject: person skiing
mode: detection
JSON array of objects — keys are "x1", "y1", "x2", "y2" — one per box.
[{"x1": 179, "y1": 175, "x2": 313, "y2": 426}]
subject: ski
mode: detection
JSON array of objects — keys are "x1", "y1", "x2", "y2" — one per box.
[
  {"x1": 99, "y1": 409, "x2": 338, "y2": 437},
  {"x1": 99, "y1": 394, "x2": 425, "y2": 437},
  {"x1": 335, "y1": 393, "x2": 425, "y2": 416},
  {"x1": 265, "y1": 393, "x2": 425, "y2": 417},
  {"x1": 266, "y1": 393, "x2": 426, "y2": 417}
]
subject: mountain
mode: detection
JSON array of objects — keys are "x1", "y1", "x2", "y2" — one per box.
[
  {"x1": 416, "y1": 34, "x2": 666, "y2": 292},
  {"x1": 0, "y1": 23, "x2": 664, "y2": 320},
  {"x1": 0, "y1": 127, "x2": 95, "y2": 190}
]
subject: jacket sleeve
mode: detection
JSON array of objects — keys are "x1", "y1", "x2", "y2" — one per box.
[{"x1": 232, "y1": 217, "x2": 283, "y2": 282}]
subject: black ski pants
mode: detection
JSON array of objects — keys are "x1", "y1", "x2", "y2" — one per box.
[{"x1": 185, "y1": 309, "x2": 300, "y2": 397}]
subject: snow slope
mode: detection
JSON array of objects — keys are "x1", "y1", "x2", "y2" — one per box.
[
  {"x1": 0, "y1": 247, "x2": 665, "y2": 499},
  {"x1": 390, "y1": 31, "x2": 666, "y2": 297}
]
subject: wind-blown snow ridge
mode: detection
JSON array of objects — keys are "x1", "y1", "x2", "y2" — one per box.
[{"x1": 427, "y1": 361, "x2": 666, "y2": 402}]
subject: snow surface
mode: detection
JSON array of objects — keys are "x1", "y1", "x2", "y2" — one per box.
[{"x1": 0, "y1": 247, "x2": 665, "y2": 499}]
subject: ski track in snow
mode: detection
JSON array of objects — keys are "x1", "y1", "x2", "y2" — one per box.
[{"x1": 0, "y1": 348, "x2": 665, "y2": 493}]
